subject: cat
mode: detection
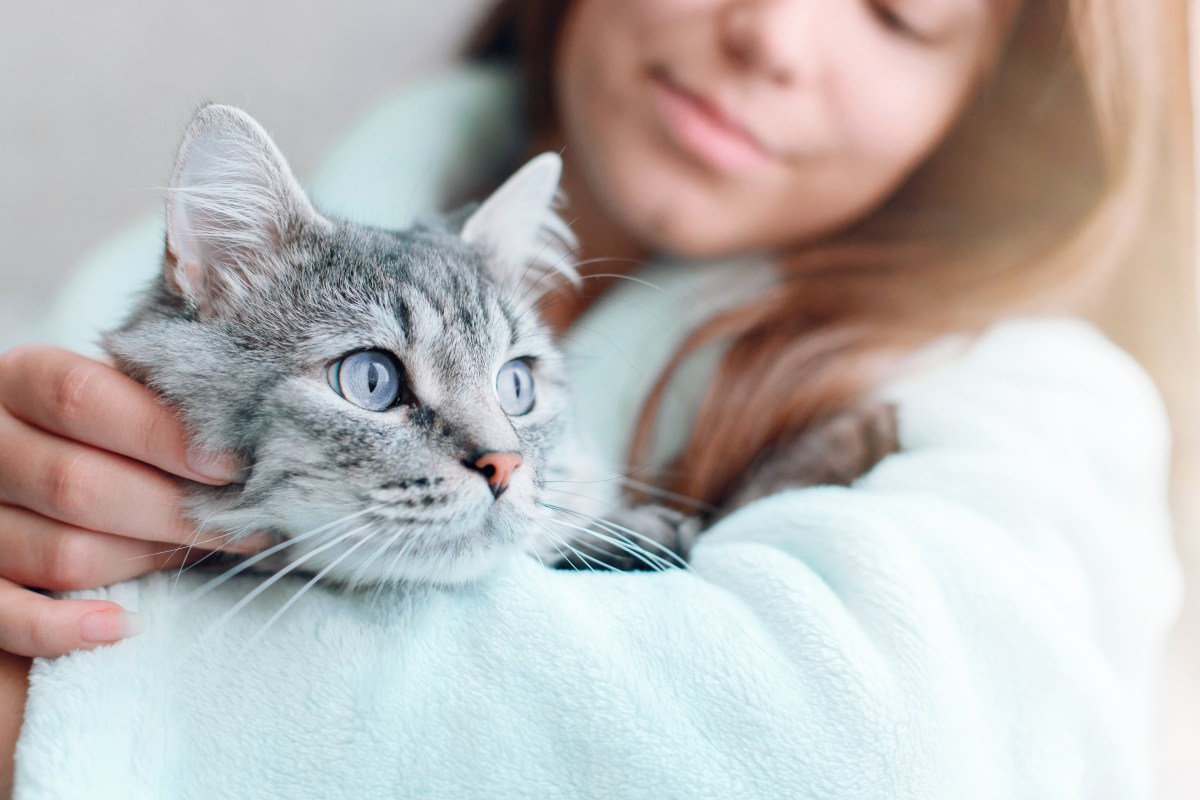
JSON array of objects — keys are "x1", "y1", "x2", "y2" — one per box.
[
  {"x1": 104, "y1": 104, "x2": 898, "y2": 590},
  {"x1": 104, "y1": 104, "x2": 606, "y2": 588}
]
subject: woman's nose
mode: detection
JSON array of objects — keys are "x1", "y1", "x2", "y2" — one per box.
[
  {"x1": 468, "y1": 451, "x2": 523, "y2": 499},
  {"x1": 719, "y1": 0, "x2": 815, "y2": 87}
]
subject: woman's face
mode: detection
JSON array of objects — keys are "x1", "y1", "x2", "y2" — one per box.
[{"x1": 555, "y1": 0, "x2": 1020, "y2": 257}]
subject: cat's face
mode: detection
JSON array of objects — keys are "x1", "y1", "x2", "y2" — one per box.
[{"x1": 105, "y1": 106, "x2": 578, "y2": 586}]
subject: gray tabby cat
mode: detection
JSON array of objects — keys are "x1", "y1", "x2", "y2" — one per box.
[
  {"x1": 105, "y1": 104, "x2": 897, "y2": 589},
  {"x1": 105, "y1": 104, "x2": 614, "y2": 587}
]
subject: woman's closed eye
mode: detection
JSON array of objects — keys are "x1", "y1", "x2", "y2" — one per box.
[
  {"x1": 867, "y1": 0, "x2": 924, "y2": 41},
  {"x1": 866, "y1": 0, "x2": 981, "y2": 46}
]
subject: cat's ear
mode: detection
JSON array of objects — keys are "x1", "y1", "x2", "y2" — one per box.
[
  {"x1": 461, "y1": 152, "x2": 580, "y2": 295},
  {"x1": 165, "y1": 104, "x2": 331, "y2": 315}
]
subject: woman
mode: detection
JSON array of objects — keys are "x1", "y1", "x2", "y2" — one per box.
[{"x1": 0, "y1": 0, "x2": 1193, "y2": 795}]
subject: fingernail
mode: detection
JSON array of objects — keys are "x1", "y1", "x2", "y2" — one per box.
[
  {"x1": 227, "y1": 532, "x2": 273, "y2": 553},
  {"x1": 186, "y1": 445, "x2": 242, "y2": 483},
  {"x1": 79, "y1": 609, "x2": 148, "y2": 644}
]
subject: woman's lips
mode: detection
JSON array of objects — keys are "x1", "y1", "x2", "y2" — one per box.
[{"x1": 649, "y1": 70, "x2": 773, "y2": 174}]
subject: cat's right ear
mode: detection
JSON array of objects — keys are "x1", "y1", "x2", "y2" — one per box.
[
  {"x1": 460, "y1": 153, "x2": 580, "y2": 297},
  {"x1": 164, "y1": 104, "x2": 331, "y2": 316}
]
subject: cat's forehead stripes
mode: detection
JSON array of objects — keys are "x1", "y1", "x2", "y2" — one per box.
[
  {"x1": 380, "y1": 232, "x2": 546, "y2": 354},
  {"x1": 260, "y1": 225, "x2": 553, "y2": 383}
]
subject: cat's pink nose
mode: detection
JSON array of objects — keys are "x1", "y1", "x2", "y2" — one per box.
[{"x1": 472, "y1": 451, "x2": 522, "y2": 499}]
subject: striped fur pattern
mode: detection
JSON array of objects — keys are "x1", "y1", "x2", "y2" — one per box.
[{"x1": 105, "y1": 105, "x2": 583, "y2": 586}]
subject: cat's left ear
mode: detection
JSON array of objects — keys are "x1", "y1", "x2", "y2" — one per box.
[{"x1": 461, "y1": 153, "x2": 580, "y2": 295}]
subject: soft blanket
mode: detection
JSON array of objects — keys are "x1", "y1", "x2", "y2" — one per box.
[{"x1": 14, "y1": 315, "x2": 1182, "y2": 799}]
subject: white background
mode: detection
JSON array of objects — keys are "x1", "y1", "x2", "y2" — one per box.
[{"x1": 0, "y1": 0, "x2": 488, "y2": 343}]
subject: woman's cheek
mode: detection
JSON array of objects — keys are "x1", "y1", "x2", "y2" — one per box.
[{"x1": 831, "y1": 51, "x2": 969, "y2": 176}]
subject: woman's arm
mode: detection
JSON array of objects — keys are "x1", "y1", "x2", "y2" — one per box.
[
  {"x1": 0, "y1": 649, "x2": 29, "y2": 798},
  {"x1": 10, "y1": 318, "x2": 1181, "y2": 798}
]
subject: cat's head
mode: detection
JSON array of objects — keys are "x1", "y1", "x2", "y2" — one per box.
[{"x1": 105, "y1": 104, "x2": 579, "y2": 587}]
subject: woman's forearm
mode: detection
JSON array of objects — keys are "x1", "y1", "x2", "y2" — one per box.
[{"x1": 0, "y1": 649, "x2": 30, "y2": 798}]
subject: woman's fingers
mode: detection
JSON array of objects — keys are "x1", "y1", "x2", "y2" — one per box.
[
  {"x1": 0, "y1": 345, "x2": 240, "y2": 485},
  {"x1": 0, "y1": 504, "x2": 225, "y2": 591},
  {"x1": 0, "y1": 344, "x2": 261, "y2": 660},
  {"x1": 0, "y1": 576, "x2": 147, "y2": 658},
  {"x1": 0, "y1": 411, "x2": 226, "y2": 547}
]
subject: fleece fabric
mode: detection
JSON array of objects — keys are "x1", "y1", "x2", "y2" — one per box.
[{"x1": 12, "y1": 65, "x2": 1183, "y2": 799}]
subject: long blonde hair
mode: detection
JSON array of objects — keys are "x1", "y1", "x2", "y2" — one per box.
[{"x1": 468, "y1": 0, "x2": 1193, "y2": 512}]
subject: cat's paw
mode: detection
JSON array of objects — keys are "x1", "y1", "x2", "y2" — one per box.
[{"x1": 552, "y1": 504, "x2": 701, "y2": 572}]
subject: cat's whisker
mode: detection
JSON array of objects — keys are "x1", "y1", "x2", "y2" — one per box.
[
  {"x1": 534, "y1": 523, "x2": 610, "y2": 573},
  {"x1": 361, "y1": 529, "x2": 411, "y2": 605},
  {"x1": 527, "y1": 539, "x2": 547, "y2": 569},
  {"x1": 170, "y1": 526, "x2": 234, "y2": 590},
  {"x1": 542, "y1": 502, "x2": 692, "y2": 571},
  {"x1": 578, "y1": 526, "x2": 674, "y2": 572},
  {"x1": 557, "y1": 319, "x2": 646, "y2": 373},
  {"x1": 361, "y1": 525, "x2": 424, "y2": 601},
  {"x1": 540, "y1": 527, "x2": 587, "y2": 571},
  {"x1": 346, "y1": 525, "x2": 405, "y2": 589},
  {"x1": 569, "y1": 267, "x2": 662, "y2": 292},
  {"x1": 585, "y1": 523, "x2": 679, "y2": 572},
  {"x1": 394, "y1": 527, "x2": 437, "y2": 579},
  {"x1": 511, "y1": 265, "x2": 664, "y2": 330},
  {"x1": 125, "y1": 529, "x2": 247, "y2": 562},
  {"x1": 509, "y1": 211, "x2": 584, "y2": 308},
  {"x1": 541, "y1": 468, "x2": 714, "y2": 513},
  {"x1": 540, "y1": 484, "x2": 634, "y2": 514},
  {"x1": 517, "y1": 294, "x2": 575, "y2": 330},
  {"x1": 247, "y1": 530, "x2": 378, "y2": 645},
  {"x1": 542, "y1": 505, "x2": 683, "y2": 571},
  {"x1": 530, "y1": 523, "x2": 581, "y2": 570},
  {"x1": 560, "y1": 525, "x2": 640, "y2": 565},
  {"x1": 514, "y1": 247, "x2": 582, "y2": 310},
  {"x1": 612, "y1": 477, "x2": 716, "y2": 513},
  {"x1": 541, "y1": 516, "x2": 669, "y2": 572},
  {"x1": 506, "y1": 233, "x2": 581, "y2": 313},
  {"x1": 181, "y1": 505, "x2": 385, "y2": 604},
  {"x1": 367, "y1": 532, "x2": 418, "y2": 606},
  {"x1": 168, "y1": 524, "x2": 272, "y2": 591},
  {"x1": 387, "y1": 526, "x2": 428, "y2": 580},
  {"x1": 540, "y1": 464, "x2": 654, "y2": 486},
  {"x1": 204, "y1": 522, "x2": 372, "y2": 638}
]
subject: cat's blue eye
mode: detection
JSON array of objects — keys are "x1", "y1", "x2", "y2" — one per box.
[
  {"x1": 328, "y1": 350, "x2": 403, "y2": 412},
  {"x1": 496, "y1": 359, "x2": 535, "y2": 416}
]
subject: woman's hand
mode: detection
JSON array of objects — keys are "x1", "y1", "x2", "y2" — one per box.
[{"x1": 0, "y1": 345, "x2": 254, "y2": 658}]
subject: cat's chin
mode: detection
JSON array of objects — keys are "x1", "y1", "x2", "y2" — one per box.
[
  {"x1": 282, "y1": 506, "x2": 535, "y2": 588},
  {"x1": 399, "y1": 512, "x2": 538, "y2": 587},
  {"x1": 393, "y1": 542, "x2": 512, "y2": 587}
]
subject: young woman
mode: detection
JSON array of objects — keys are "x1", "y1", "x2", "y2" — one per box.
[{"x1": 0, "y1": 0, "x2": 1194, "y2": 795}]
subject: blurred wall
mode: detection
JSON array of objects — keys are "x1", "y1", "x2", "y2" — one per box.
[{"x1": 0, "y1": 0, "x2": 489, "y2": 344}]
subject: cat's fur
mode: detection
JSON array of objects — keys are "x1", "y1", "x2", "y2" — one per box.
[{"x1": 105, "y1": 105, "x2": 590, "y2": 587}]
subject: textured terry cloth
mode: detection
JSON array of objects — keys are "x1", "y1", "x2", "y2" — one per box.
[
  {"x1": 13, "y1": 65, "x2": 1184, "y2": 798},
  {"x1": 13, "y1": 318, "x2": 1184, "y2": 799}
]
